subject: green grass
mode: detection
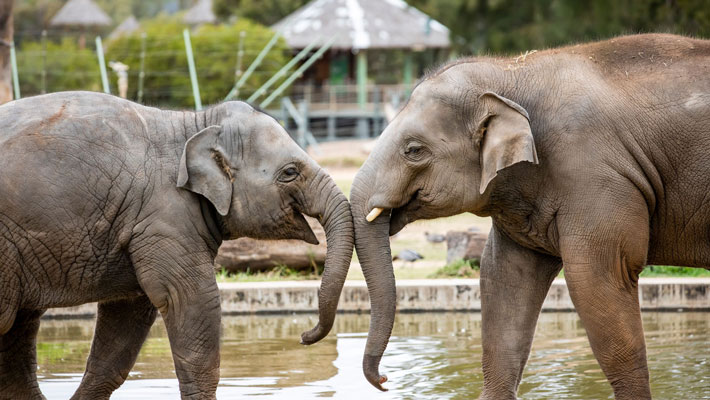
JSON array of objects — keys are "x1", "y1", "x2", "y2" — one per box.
[
  {"x1": 640, "y1": 265, "x2": 710, "y2": 277},
  {"x1": 215, "y1": 265, "x2": 323, "y2": 283}
]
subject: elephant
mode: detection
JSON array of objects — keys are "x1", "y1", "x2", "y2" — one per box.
[
  {"x1": 350, "y1": 33, "x2": 710, "y2": 398},
  {"x1": 0, "y1": 91, "x2": 353, "y2": 399}
]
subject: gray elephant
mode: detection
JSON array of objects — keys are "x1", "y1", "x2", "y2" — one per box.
[
  {"x1": 0, "y1": 92, "x2": 352, "y2": 399},
  {"x1": 350, "y1": 34, "x2": 710, "y2": 398}
]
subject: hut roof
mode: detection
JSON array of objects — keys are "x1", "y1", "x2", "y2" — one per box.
[
  {"x1": 108, "y1": 15, "x2": 140, "y2": 39},
  {"x1": 272, "y1": 0, "x2": 450, "y2": 51},
  {"x1": 183, "y1": 0, "x2": 217, "y2": 25},
  {"x1": 49, "y1": 0, "x2": 112, "y2": 27}
]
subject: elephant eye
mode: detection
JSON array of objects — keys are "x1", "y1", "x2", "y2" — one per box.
[
  {"x1": 404, "y1": 142, "x2": 428, "y2": 161},
  {"x1": 278, "y1": 166, "x2": 300, "y2": 182}
]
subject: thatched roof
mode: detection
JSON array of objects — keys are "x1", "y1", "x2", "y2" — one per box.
[
  {"x1": 109, "y1": 15, "x2": 140, "y2": 39},
  {"x1": 183, "y1": 0, "x2": 217, "y2": 25},
  {"x1": 272, "y1": 0, "x2": 450, "y2": 50},
  {"x1": 49, "y1": 0, "x2": 112, "y2": 27}
]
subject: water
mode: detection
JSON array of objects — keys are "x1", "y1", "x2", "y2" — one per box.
[{"x1": 37, "y1": 312, "x2": 709, "y2": 399}]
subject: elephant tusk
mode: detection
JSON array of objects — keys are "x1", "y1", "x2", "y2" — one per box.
[{"x1": 366, "y1": 207, "x2": 384, "y2": 222}]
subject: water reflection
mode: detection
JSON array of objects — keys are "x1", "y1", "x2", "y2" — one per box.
[{"x1": 37, "y1": 312, "x2": 710, "y2": 399}]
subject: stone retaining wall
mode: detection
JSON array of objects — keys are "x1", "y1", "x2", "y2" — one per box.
[{"x1": 43, "y1": 278, "x2": 710, "y2": 318}]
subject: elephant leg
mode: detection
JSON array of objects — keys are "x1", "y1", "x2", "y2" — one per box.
[
  {"x1": 559, "y1": 192, "x2": 651, "y2": 399},
  {"x1": 132, "y1": 244, "x2": 221, "y2": 400},
  {"x1": 0, "y1": 309, "x2": 46, "y2": 400},
  {"x1": 479, "y1": 225, "x2": 562, "y2": 400},
  {"x1": 71, "y1": 295, "x2": 158, "y2": 400}
]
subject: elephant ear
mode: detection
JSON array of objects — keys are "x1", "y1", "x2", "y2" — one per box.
[
  {"x1": 477, "y1": 91, "x2": 538, "y2": 194},
  {"x1": 177, "y1": 125, "x2": 233, "y2": 216}
]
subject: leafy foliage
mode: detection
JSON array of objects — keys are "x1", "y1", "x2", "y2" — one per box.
[
  {"x1": 105, "y1": 15, "x2": 289, "y2": 107},
  {"x1": 430, "y1": 258, "x2": 480, "y2": 278},
  {"x1": 214, "y1": 0, "x2": 310, "y2": 26},
  {"x1": 17, "y1": 38, "x2": 102, "y2": 94},
  {"x1": 408, "y1": 0, "x2": 710, "y2": 54}
]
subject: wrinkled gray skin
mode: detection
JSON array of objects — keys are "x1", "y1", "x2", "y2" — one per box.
[
  {"x1": 0, "y1": 92, "x2": 353, "y2": 400},
  {"x1": 351, "y1": 34, "x2": 710, "y2": 398}
]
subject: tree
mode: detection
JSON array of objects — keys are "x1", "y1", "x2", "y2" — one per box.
[
  {"x1": 0, "y1": 0, "x2": 13, "y2": 103},
  {"x1": 213, "y1": 0, "x2": 309, "y2": 25}
]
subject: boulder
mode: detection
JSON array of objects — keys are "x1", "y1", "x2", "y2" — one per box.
[
  {"x1": 445, "y1": 230, "x2": 489, "y2": 264},
  {"x1": 215, "y1": 217, "x2": 326, "y2": 273}
]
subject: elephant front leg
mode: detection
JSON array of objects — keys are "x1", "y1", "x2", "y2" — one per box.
[
  {"x1": 0, "y1": 309, "x2": 46, "y2": 400},
  {"x1": 71, "y1": 295, "x2": 157, "y2": 400},
  {"x1": 479, "y1": 225, "x2": 562, "y2": 400},
  {"x1": 133, "y1": 248, "x2": 222, "y2": 400}
]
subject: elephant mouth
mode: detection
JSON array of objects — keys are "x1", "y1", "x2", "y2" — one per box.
[
  {"x1": 290, "y1": 207, "x2": 320, "y2": 245},
  {"x1": 388, "y1": 190, "x2": 423, "y2": 236}
]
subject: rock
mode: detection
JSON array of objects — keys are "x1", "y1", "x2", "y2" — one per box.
[
  {"x1": 445, "y1": 230, "x2": 489, "y2": 264},
  {"x1": 215, "y1": 216, "x2": 327, "y2": 273}
]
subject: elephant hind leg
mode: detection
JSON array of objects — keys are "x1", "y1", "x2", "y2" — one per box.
[
  {"x1": 0, "y1": 308, "x2": 46, "y2": 400},
  {"x1": 71, "y1": 295, "x2": 157, "y2": 400}
]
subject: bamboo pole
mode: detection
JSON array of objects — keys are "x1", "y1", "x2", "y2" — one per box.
[
  {"x1": 95, "y1": 36, "x2": 110, "y2": 94},
  {"x1": 259, "y1": 37, "x2": 336, "y2": 109},
  {"x1": 183, "y1": 29, "x2": 202, "y2": 111},
  {"x1": 246, "y1": 40, "x2": 319, "y2": 104},
  {"x1": 224, "y1": 32, "x2": 280, "y2": 101}
]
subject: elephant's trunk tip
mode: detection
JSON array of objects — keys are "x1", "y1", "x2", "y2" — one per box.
[
  {"x1": 299, "y1": 322, "x2": 328, "y2": 345},
  {"x1": 363, "y1": 354, "x2": 388, "y2": 391}
]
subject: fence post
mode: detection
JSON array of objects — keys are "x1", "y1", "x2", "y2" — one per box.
[
  {"x1": 297, "y1": 100, "x2": 308, "y2": 148},
  {"x1": 41, "y1": 30, "x2": 47, "y2": 94},
  {"x1": 10, "y1": 41, "x2": 19, "y2": 100},
  {"x1": 137, "y1": 32, "x2": 146, "y2": 103},
  {"x1": 95, "y1": 36, "x2": 110, "y2": 94},
  {"x1": 183, "y1": 29, "x2": 202, "y2": 111}
]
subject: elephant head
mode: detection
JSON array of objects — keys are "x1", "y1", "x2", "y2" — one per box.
[
  {"x1": 350, "y1": 64, "x2": 538, "y2": 390},
  {"x1": 178, "y1": 101, "x2": 353, "y2": 344}
]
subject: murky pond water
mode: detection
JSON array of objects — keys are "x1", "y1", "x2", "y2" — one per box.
[{"x1": 37, "y1": 312, "x2": 709, "y2": 399}]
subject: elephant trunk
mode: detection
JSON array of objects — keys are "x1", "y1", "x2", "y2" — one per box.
[
  {"x1": 300, "y1": 169, "x2": 354, "y2": 344},
  {"x1": 349, "y1": 166, "x2": 396, "y2": 391}
]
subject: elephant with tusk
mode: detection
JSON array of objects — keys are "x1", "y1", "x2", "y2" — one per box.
[
  {"x1": 350, "y1": 33, "x2": 710, "y2": 398},
  {"x1": 0, "y1": 92, "x2": 353, "y2": 400}
]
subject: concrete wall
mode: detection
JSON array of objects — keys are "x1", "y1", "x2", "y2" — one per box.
[{"x1": 43, "y1": 278, "x2": 710, "y2": 318}]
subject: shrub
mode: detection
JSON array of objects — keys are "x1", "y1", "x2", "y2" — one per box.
[{"x1": 430, "y1": 258, "x2": 480, "y2": 278}]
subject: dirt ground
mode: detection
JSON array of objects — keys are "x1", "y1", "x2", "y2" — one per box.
[{"x1": 308, "y1": 140, "x2": 492, "y2": 280}]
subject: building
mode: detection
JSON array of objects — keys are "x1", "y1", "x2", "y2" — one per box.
[{"x1": 272, "y1": 0, "x2": 450, "y2": 138}]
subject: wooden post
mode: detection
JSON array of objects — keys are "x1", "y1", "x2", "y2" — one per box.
[
  {"x1": 95, "y1": 36, "x2": 110, "y2": 94},
  {"x1": 137, "y1": 32, "x2": 146, "y2": 103},
  {"x1": 234, "y1": 30, "x2": 245, "y2": 88},
  {"x1": 403, "y1": 51, "x2": 413, "y2": 95},
  {"x1": 356, "y1": 50, "x2": 367, "y2": 108},
  {"x1": 10, "y1": 40, "x2": 19, "y2": 100},
  {"x1": 298, "y1": 100, "x2": 308, "y2": 148},
  {"x1": 327, "y1": 85, "x2": 336, "y2": 140},
  {"x1": 183, "y1": 29, "x2": 202, "y2": 111},
  {"x1": 356, "y1": 50, "x2": 368, "y2": 137},
  {"x1": 41, "y1": 30, "x2": 47, "y2": 94}
]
